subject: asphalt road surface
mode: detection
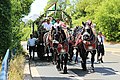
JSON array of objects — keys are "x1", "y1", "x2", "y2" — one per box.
[{"x1": 22, "y1": 41, "x2": 120, "y2": 80}]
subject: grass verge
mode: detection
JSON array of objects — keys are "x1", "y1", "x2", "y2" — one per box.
[{"x1": 8, "y1": 51, "x2": 26, "y2": 80}]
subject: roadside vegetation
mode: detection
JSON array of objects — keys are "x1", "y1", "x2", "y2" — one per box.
[
  {"x1": 46, "y1": 0, "x2": 120, "y2": 42},
  {"x1": 8, "y1": 52, "x2": 26, "y2": 80},
  {"x1": 0, "y1": 0, "x2": 33, "y2": 79}
]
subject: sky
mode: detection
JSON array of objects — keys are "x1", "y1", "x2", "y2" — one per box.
[
  {"x1": 22, "y1": 0, "x2": 48, "y2": 23},
  {"x1": 22, "y1": 0, "x2": 74, "y2": 23}
]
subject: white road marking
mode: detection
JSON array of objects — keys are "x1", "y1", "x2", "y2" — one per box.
[{"x1": 115, "y1": 72, "x2": 120, "y2": 75}]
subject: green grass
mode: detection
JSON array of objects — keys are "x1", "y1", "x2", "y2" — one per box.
[{"x1": 8, "y1": 52, "x2": 26, "y2": 80}]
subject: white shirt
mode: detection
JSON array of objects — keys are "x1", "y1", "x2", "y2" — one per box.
[
  {"x1": 98, "y1": 35, "x2": 104, "y2": 43},
  {"x1": 27, "y1": 38, "x2": 37, "y2": 46},
  {"x1": 43, "y1": 22, "x2": 52, "y2": 30},
  {"x1": 54, "y1": 22, "x2": 61, "y2": 28}
]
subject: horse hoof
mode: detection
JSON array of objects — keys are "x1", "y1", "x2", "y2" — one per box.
[{"x1": 63, "y1": 67, "x2": 67, "y2": 74}]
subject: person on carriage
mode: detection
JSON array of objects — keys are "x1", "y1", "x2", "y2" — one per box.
[
  {"x1": 61, "y1": 22, "x2": 68, "y2": 29},
  {"x1": 42, "y1": 19, "x2": 53, "y2": 31},
  {"x1": 49, "y1": 17, "x2": 56, "y2": 25},
  {"x1": 54, "y1": 19, "x2": 61, "y2": 28},
  {"x1": 97, "y1": 31, "x2": 105, "y2": 63}
]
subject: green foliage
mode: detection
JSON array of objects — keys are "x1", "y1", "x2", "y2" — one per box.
[
  {"x1": 10, "y1": 0, "x2": 33, "y2": 49},
  {"x1": 0, "y1": 0, "x2": 12, "y2": 56},
  {"x1": 21, "y1": 25, "x2": 31, "y2": 41},
  {"x1": 20, "y1": 21, "x2": 38, "y2": 41},
  {"x1": 65, "y1": 0, "x2": 120, "y2": 42},
  {"x1": 21, "y1": 0, "x2": 33, "y2": 15},
  {"x1": 94, "y1": 0, "x2": 120, "y2": 42},
  {"x1": 0, "y1": 0, "x2": 33, "y2": 57}
]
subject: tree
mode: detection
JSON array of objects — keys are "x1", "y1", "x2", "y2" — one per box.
[
  {"x1": 10, "y1": 0, "x2": 33, "y2": 49},
  {"x1": 94, "y1": 0, "x2": 120, "y2": 41},
  {"x1": 0, "y1": 0, "x2": 11, "y2": 57},
  {"x1": 65, "y1": 0, "x2": 120, "y2": 42},
  {"x1": 0, "y1": 0, "x2": 33, "y2": 58}
]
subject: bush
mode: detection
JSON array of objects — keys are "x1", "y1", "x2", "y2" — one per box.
[{"x1": 0, "y1": 0, "x2": 12, "y2": 57}]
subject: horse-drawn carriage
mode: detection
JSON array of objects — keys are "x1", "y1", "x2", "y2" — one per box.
[
  {"x1": 31, "y1": 2, "x2": 100, "y2": 72},
  {"x1": 33, "y1": 18, "x2": 102, "y2": 73}
]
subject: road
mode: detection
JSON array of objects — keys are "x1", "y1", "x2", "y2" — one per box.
[{"x1": 22, "y1": 41, "x2": 120, "y2": 80}]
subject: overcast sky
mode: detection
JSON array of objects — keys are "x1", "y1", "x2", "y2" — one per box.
[{"x1": 22, "y1": 0, "x2": 48, "y2": 23}]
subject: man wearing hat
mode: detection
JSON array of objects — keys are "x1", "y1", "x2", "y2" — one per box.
[{"x1": 43, "y1": 19, "x2": 53, "y2": 31}]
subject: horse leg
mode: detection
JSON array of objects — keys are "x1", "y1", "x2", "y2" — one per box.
[
  {"x1": 56, "y1": 54, "x2": 61, "y2": 70},
  {"x1": 50, "y1": 48, "x2": 54, "y2": 61},
  {"x1": 46, "y1": 47, "x2": 49, "y2": 61},
  {"x1": 61, "y1": 54, "x2": 64, "y2": 70},
  {"x1": 75, "y1": 48, "x2": 78, "y2": 63},
  {"x1": 52, "y1": 48, "x2": 55, "y2": 64},
  {"x1": 63, "y1": 53, "x2": 68, "y2": 74},
  {"x1": 91, "y1": 50, "x2": 96, "y2": 71},
  {"x1": 80, "y1": 48, "x2": 87, "y2": 71},
  {"x1": 69, "y1": 46, "x2": 73, "y2": 62},
  {"x1": 53, "y1": 48, "x2": 57, "y2": 64}
]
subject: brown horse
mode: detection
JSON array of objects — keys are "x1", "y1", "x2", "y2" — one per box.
[
  {"x1": 52, "y1": 26, "x2": 69, "y2": 73},
  {"x1": 75, "y1": 22, "x2": 98, "y2": 71}
]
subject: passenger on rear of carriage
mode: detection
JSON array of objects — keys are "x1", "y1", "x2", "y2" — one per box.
[
  {"x1": 97, "y1": 31, "x2": 105, "y2": 63},
  {"x1": 42, "y1": 19, "x2": 53, "y2": 31}
]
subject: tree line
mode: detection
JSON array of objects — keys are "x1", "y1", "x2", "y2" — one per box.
[
  {"x1": 45, "y1": 0, "x2": 120, "y2": 42},
  {"x1": 0, "y1": 0, "x2": 33, "y2": 58}
]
